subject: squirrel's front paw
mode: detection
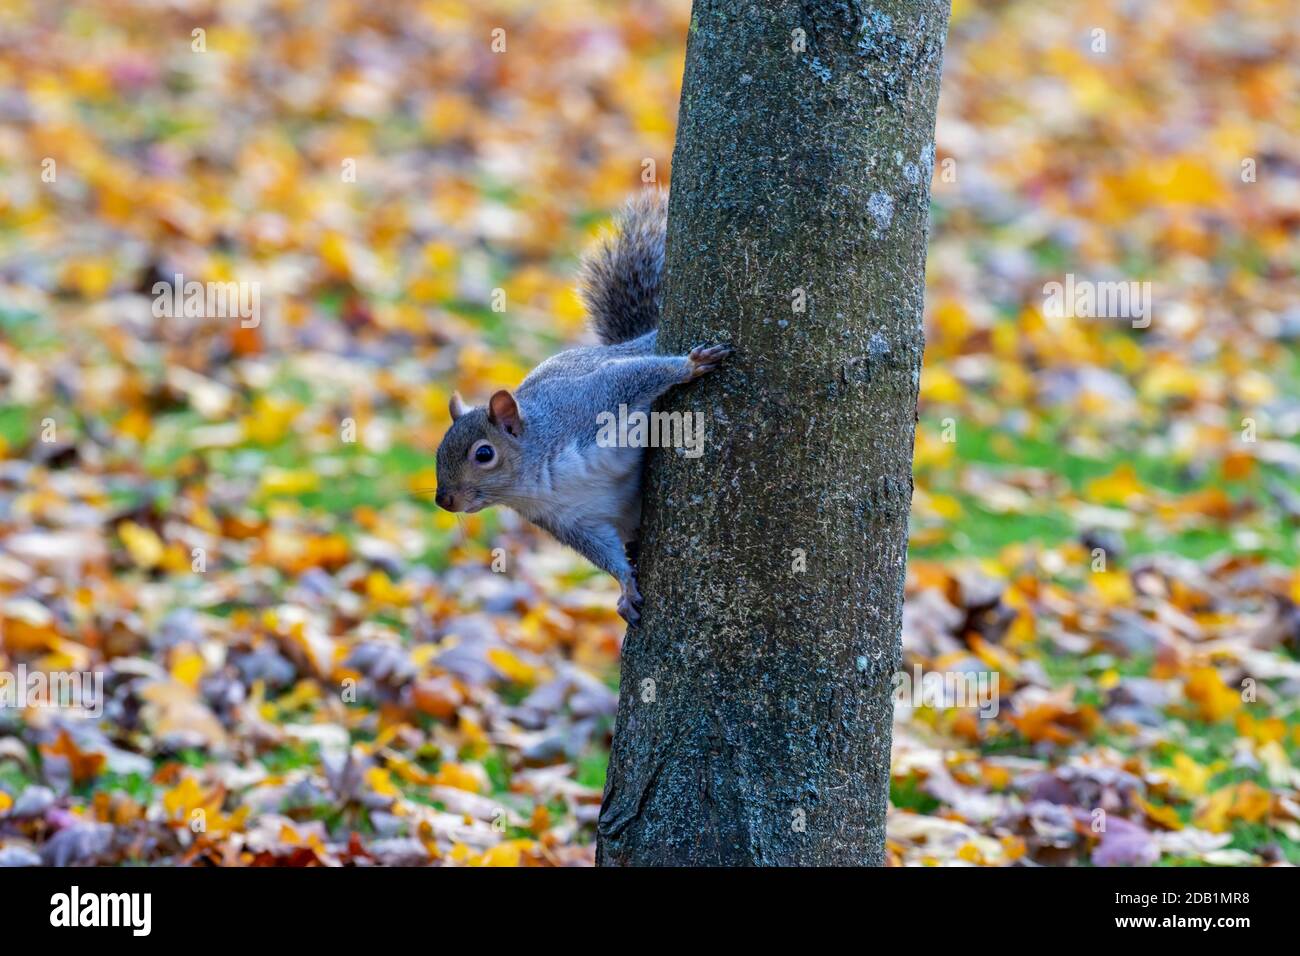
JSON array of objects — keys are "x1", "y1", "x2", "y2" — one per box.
[
  {"x1": 686, "y1": 344, "x2": 732, "y2": 381},
  {"x1": 617, "y1": 575, "x2": 643, "y2": 625}
]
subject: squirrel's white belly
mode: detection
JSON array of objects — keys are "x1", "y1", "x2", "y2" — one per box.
[{"x1": 530, "y1": 440, "x2": 643, "y2": 539}]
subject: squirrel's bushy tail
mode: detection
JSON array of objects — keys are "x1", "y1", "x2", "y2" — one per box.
[{"x1": 579, "y1": 189, "x2": 667, "y2": 345}]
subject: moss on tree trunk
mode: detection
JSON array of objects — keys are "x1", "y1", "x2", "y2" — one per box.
[{"x1": 597, "y1": 0, "x2": 951, "y2": 865}]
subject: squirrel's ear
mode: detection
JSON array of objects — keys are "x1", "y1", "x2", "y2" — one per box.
[
  {"x1": 488, "y1": 389, "x2": 522, "y2": 437},
  {"x1": 449, "y1": 391, "x2": 469, "y2": 421}
]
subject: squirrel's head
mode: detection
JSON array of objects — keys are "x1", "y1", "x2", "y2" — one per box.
[{"x1": 434, "y1": 389, "x2": 524, "y2": 513}]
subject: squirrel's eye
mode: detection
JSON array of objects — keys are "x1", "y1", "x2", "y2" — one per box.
[{"x1": 471, "y1": 441, "x2": 497, "y2": 467}]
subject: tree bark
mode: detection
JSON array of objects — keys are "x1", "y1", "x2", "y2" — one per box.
[{"x1": 597, "y1": 0, "x2": 951, "y2": 865}]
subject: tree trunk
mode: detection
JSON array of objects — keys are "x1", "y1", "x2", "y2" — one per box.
[{"x1": 596, "y1": 0, "x2": 951, "y2": 866}]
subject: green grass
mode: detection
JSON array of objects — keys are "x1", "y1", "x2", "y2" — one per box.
[
  {"x1": 576, "y1": 747, "x2": 609, "y2": 791},
  {"x1": 911, "y1": 415, "x2": 1300, "y2": 563},
  {"x1": 890, "y1": 775, "x2": 941, "y2": 814},
  {"x1": 0, "y1": 404, "x2": 31, "y2": 448},
  {"x1": 260, "y1": 742, "x2": 322, "y2": 774}
]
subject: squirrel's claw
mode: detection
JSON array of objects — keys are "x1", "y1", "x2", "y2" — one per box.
[
  {"x1": 686, "y1": 344, "x2": 732, "y2": 380},
  {"x1": 617, "y1": 575, "x2": 643, "y2": 625},
  {"x1": 617, "y1": 598, "x2": 640, "y2": 625}
]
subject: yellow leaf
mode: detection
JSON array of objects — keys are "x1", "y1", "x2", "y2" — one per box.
[
  {"x1": 116, "y1": 407, "x2": 153, "y2": 442},
  {"x1": 119, "y1": 521, "x2": 164, "y2": 569},
  {"x1": 160, "y1": 775, "x2": 246, "y2": 837},
  {"x1": 169, "y1": 645, "x2": 206, "y2": 689},
  {"x1": 477, "y1": 839, "x2": 536, "y2": 867},
  {"x1": 272, "y1": 680, "x2": 320, "y2": 714},
  {"x1": 1184, "y1": 666, "x2": 1242, "y2": 722},
  {"x1": 920, "y1": 366, "x2": 962, "y2": 404},
  {"x1": 1235, "y1": 712, "x2": 1286, "y2": 745},
  {"x1": 258, "y1": 467, "x2": 320, "y2": 498},
  {"x1": 1141, "y1": 361, "x2": 1202, "y2": 403},
  {"x1": 432, "y1": 762, "x2": 483, "y2": 793},
  {"x1": 242, "y1": 396, "x2": 299, "y2": 446},
  {"x1": 365, "y1": 767, "x2": 400, "y2": 799},
  {"x1": 1195, "y1": 782, "x2": 1271, "y2": 833},
  {"x1": 1, "y1": 599, "x2": 60, "y2": 652},
  {"x1": 61, "y1": 258, "x2": 114, "y2": 298},
  {"x1": 1145, "y1": 157, "x2": 1223, "y2": 206},
  {"x1": 551, "y1": 285, "x2": 586, "y2": 335},
  {"x1": 1137, "y1": 796, "x2": 1183, "y2": 831},
  {"x1": 366, "y1": 570, "x2": 408, "y2": 605},
  {"x1": 447, "y1": 842, "x2": 474, "y2": 864},
  {"x1": 1089, "y1": 570, "x2": 1133, "y2": 605},
  {"x1": 162, "y1": 776, "x2": 214, "y2": 820},
  {"x1": 1194, "y1": 787, "x2": 1233, "y2": 833},
  {"x1": 912, "y1": 427, "x2": 956, "y2": 470},
  {"x1": 1162, "y1": 753, "x2": 1213, "y2": 797},
  {"x1": 386, "y1": 753, "x2": 434, "y2": 787},
  {"x1": 956, "y1": 841, "x2": 983, "y2": 864},
  {"x1": 487, "y1": 648, "x2": 542, "y2": 686},
  {"x1": 1232, "y1": 780, "x2": 1274, "y2": 816},
  {"x1": 1084, "y1": 464, "x2": 1144, "y2": 506},
  {"x1": 319, "y1": 231, "x2": 353, "y2": 278}
]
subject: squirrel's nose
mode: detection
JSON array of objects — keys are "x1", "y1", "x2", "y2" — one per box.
[{"x1": 435, "y1": 489, "x2": 452, "y2": 511}]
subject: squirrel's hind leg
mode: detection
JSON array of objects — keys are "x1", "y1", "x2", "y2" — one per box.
[{"x1": 532, "y1": 515, "x2": 643, "y2": 624}]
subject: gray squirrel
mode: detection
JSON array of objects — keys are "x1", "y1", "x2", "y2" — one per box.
[{"x1": 434, "y1": 190, "x2": 730, "y2": 623}]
